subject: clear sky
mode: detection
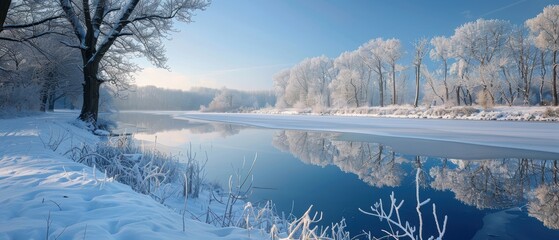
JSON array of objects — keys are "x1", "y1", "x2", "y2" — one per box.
[{"x1": 134, "y1": 0, "x2": 557, "y2": 91}]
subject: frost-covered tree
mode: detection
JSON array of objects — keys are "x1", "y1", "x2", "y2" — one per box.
[
  {"x1": 526, "y1": 5, "x2": 559, "y2": 106},
  {"x1": 503, "y1": 26, "x2": 538, "y2": 106},
  {"x1": 273, "y1": 69, "x2": 290, "y2": 108},
  {"x1": 58, "y1": 0, "x2": 208, "y2": 124},
  {"x1": 278, "y1": 56, "x2": 334, "y2": 109},
  {"x1": 284, "y1": 59, "x2": 311, "y2": 107},
  {"x1": 360, "y1": 38, "x2": 388, "y2": 107},
  {"x1": 311, "y1": 55, "x2": 335, "y2": 107},
  {"x1": 430, "y1": 36, "x2": 453, "y2": 103},
  {"x1": 384, "y1": 39, "x2": 403, "y2": 105},
  {"x1": 331, "y1": 51, "x2": 370, "y2": 107},
  {"x1": 451, "y1": 19, "x2": 511, "y2": 106},
  {"x1": 413, "y1": 38, "x2": 428, "y2": 107}
]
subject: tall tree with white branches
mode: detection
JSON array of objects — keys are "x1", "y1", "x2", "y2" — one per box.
[
  {"x1": 58, "y1": 0, "x2": 208, "y2": 124},
  {"x1": 527, "y1": 5, "x2": 559, "y2": 106},
  {"x1": 430, "y1": 36, "x2": 452, "y2": 103},
  {"x1": 413, "y1": 38, "x2": 428, "y2": 107}
]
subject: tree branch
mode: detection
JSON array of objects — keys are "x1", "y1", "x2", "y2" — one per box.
[
  {"x1": 3, "y1": 15, "x2": 64, "y2": 30},
  {"x1": 92, "y1": 0, "x2": 107, "y2": 39},
  {"x1": 59, "y1": 0, "x2": 86, "y2": 46},
  {"x1": 89, "y1": 0, "x2": 140, "y2": 66}
]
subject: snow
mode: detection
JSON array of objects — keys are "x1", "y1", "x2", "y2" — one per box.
[
  {"x1": 252, "y1": 105, "x2": 559, "y2": 121},
  {"x1": 0, "y1": 112, "x2": 264, "y2": 240},
  {"x1": 177, "y1": 111, "x2": 559, "y2": 160}
]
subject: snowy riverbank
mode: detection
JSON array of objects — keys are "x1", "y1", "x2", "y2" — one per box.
[
  {"x1": 178, "y1": 111, "x2": 559, "y2": 160},
  {"x1": 251, "y1": 105, "x2": 559, "y2": 122},
  {"x1": 0, "y1": 112, "x2": 264, "y2": 239}
]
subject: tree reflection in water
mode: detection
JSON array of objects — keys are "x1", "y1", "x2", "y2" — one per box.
[
  {"x1": 272, "y1": 130, "x2": 406, "y2": 188},
  {"x1": 271, "y1": 130, "x2": 559, "y2": 230}
]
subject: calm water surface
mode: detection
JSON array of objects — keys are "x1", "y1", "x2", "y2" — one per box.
[{"x1": 114, "y1": 112, "x2": 559, "y2": 239}]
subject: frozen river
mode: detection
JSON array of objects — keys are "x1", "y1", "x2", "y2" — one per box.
[{"x1": 115, "y1": 112, "x2": 559, "y2": 239}]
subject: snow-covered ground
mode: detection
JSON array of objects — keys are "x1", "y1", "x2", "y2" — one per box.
[
  {"x1": 177, "y1": 112, "x2": 559, "y2": 160},
  {"x1": 0, "y1": 112, "x2": 264, "y2": 239}
]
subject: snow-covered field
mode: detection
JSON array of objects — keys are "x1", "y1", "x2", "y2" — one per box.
[
  {"x1": 178, "y1": 111, "x2": 559, "y2": 160},
  {"x1": 0, "y1": 112, "x2": 264, "y2": 240}
]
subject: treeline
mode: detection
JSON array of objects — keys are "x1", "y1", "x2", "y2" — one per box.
[
  {"x1": 274, "y1": 5, "x2": 559, "y2": 110},
  {"x1": 201, "y1": 88, "x2": 276, "y2": 112},
  {"x1": 114, "y1": 86, "x2": 217, "y2": 111},
  {"x1": 114, "y1": 86, "x2": 275, "y2": 112}
]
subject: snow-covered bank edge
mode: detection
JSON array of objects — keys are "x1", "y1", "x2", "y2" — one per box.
[
  {"x1": 250, "y1": 105, "x2": 559, "y2": 122},
  {"x1": 177, "y1": 111, "x2": 559, "y2": 160},
  {"x1": 0, "y1": 112, "x2": 267, "y2": 239}
]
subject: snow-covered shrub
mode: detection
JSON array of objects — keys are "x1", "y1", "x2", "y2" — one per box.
[
  {"x1": 183, "y1": 143, "x2": 206, "y2": 198},
  {"x1": 360, "y1": 168, "x2": 447, "y2": 240},
  {"x1": 67, "y1": 136, "x2": 181, "y2": 195},
  {"x1": 477, "y1": 90, "x2": 494, "y2": 110},
  {"x1": 543, "y1": 107, "x2": 559, "y2": 118}
]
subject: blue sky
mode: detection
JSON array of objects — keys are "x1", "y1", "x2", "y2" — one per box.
[{"x1": 134, "y1": 0, "x2": 557, "y2": 91}]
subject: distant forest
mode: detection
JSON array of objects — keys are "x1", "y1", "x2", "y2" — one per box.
[{"x1": 114, "y1": 86, "x2": 276, "y2": 112}]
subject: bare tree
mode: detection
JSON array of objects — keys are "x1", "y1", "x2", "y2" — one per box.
[
  {"x1": 58, "y1": 0, "x2": 208, "y2": 125},
  {"x1": 413, "y1": 38, "x2": 428, "y2": 107}
]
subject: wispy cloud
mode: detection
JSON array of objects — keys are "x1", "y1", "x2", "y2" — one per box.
[{"x1": 480, "y1": 0, "x2": 528, "y2": 18}]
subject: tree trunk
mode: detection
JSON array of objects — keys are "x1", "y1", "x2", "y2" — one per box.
[
  {"x1": 0, "y1": 0, "x2": 10, "y2": 31},
  {"x1": 378, "y1": 76, "x2": 383, "y2": 107},
  {"x1": 378, "y1": 64, "x2": 384, "y2": 107},
  {"x1": 350, "y1": 78, "x2": 360, "y2": 107},
  {"x1": 391, "y1": 64, "x2": 396, "y2": 105},
  {"x1": 39, "y1": 83, "x2": 49, "y2": 112},
  {"x1": 456, "y1": 85, "x2": 461, "y2": 106},
  {"x1": 79, "y1": 66, "x2": 101, "y2": 124},
  {"x1": 444, "y1": 61, "x2": 449, "y2": 103},
  {"x1": 47, "y1": 82, "x2": 56, "y2": 111},
  {"x1": 540, "y1": 51, "x2": 547, "y2": 106},
  {"x1": 553, "y1": 50, "x2": 558, "y2": 106},
  {"x1": 414, "y1": 65, "x2": 420, "y2": 107}
]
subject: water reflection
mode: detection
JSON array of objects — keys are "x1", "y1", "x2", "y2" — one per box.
[
  {"x1": 113, "y1": 112, "x2": 246, "y2": 137},
  {"x1": 273, "y1": 131, "x2": 406, "y2": 188},
  {"x1": 271, "y1": 130, "x2": 559, "y2": 230},
  {"x1": 529, "y1": 184, "x2": 559, "y2": 229}
]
